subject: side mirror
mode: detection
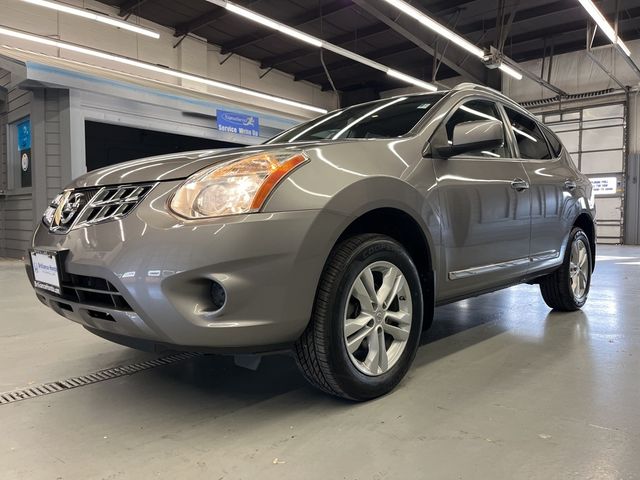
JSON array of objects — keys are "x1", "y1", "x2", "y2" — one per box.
[{"x1": 433, "y1": 119, "x2": 504, "y2": 158}]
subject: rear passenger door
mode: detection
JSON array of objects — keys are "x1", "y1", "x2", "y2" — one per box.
[
  {"x1": 433, "y1": 99, "x2": 532, "y2": 302},
  {"x1": 504, "y1": 107, "x2": 576, "y2": 270}
]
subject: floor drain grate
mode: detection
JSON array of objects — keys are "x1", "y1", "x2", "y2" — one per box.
[{"x1": 0, "y1": 352, "x2": 200, "y2": 405}]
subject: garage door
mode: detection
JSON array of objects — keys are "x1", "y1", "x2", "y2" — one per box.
[{"x1": 542, "y1": 103, "x2": 626, "y2": 244}]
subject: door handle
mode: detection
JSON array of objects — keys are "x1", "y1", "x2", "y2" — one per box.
[
  {"x1": 564, "y1": 180, "x2": 577, "y2": 191},
  {"x1": 510, "y1": 178, "x2": 530, "y2": 192}
]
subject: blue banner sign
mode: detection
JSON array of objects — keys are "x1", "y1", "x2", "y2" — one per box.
[{"x1": 217, "y1": 110, "x2": 260, "y2": 137}]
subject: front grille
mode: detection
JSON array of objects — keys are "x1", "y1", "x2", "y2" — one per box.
[
  {"x1": 59, "y1": 273, "x2": 133, "y2": 311},
  {"x1": 74, "y1": 184, "x2": 155, "y2": 229},
  {"x1": 47, "y1": 183, "x2": 154, "y2": 233}
]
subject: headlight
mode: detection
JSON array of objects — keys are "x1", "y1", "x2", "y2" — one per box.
[
  {"x1": 42, "y1": 192, "x2": 65, "y2": 227},
  {"x1": 169, "y1": 151, "x2": 308, "y2": 219}
]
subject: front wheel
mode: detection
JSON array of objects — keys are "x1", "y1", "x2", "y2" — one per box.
[
  {"x1": 539, "y1": 227, "x2": 592, "y2": 311},
  {"x1": 294, "y1": 234, "x2": 424, "y2": 401}
]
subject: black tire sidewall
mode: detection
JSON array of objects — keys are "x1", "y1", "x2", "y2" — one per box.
[{"x1": 323, "y1": 237, "x2": 423, "y2": 400}]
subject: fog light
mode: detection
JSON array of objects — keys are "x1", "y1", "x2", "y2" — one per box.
[{"x1": 210, "y1": 280, "x2": 227, "y2": 311}]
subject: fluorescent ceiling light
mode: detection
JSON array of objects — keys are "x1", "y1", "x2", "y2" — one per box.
[
  {"x1": 225, "y1": 3, "x2": 322, "y2": 47},
  {"x1": 382, "y1": 0, "x2": 484, "y2": 58},
  {"x1": 0, "y1": 26, "x2": 327, "y2": 114},
  {"x1": 499, "y1": 63, "x2": 523, "y2": 80},
  {"x1": 22, "y1": 0, "x2": 160, "y2": 39},
  {"x1": 578, "y1": 0, "x2": 631, "y2": 56},
  {"x1": 206, "y1": 0, "x2": 437, "y2": 92},
  {"x1": 322, "y1": 43, "x2": 388, "y2": 73}
]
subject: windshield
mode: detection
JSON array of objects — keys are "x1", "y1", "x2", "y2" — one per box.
[{"x1": 267, "y1": 93, "x2": 445, "y2": 144}]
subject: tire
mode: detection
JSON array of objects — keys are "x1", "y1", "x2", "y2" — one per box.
[
  {"x1": 294, "y1": 234, "x2": 424, "y2": 401},
  {"x1": 539, "y1": 227, "x2": 592, "y2": 311}
]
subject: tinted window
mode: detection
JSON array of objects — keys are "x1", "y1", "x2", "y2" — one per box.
[
  {"x1": 541, "y1": 125, "x2": 562, "y2": 157},
  {"x1": 505, "y1": 107, "x2": 552, "y2": 159},
  {"x1": 442, "y1": 100, "x2": 507, "y2": 158},
  {"x1": 267, "y1": 94, "x2": 444, "y2": 143}
]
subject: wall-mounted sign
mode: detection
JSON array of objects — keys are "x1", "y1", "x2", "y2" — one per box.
[
  {"x1": 17, "y1": 119, "x2": 31, "y2": 151},
  {"x1": 217, "y1": 110, "x2": 260, "y2": 137},
  {"x1": 590, "y1": 176, "x2": 617, "y2": 196},
  {"x1": 16, "y1": 118, "x2": 32, "y2": 188}
]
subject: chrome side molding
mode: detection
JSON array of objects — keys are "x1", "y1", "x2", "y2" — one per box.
[{"x1": 448, "y1": 250, "x2": 560, "y2": 280}]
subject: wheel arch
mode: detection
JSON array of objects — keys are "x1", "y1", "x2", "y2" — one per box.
[
  {"x1": 334, "y1": 207, "x2": 436, "y2": 329},
  {"x1": 573, "y1": 212, "x2": 596, "y2": 271}
]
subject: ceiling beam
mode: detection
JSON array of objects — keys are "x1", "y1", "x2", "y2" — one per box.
[
  {"x1": 219, "y1": 0, "x2": 351, "y2": 54},
  {"x1": 359, "y1": 0, "x2": 568, "y2": 95},
  {"x1": 259, "y1": 0, "x2": 478, "y2": 70},
  {"x1": 511, "y1": 25, "x2": 640, "y2": 64},
  {"x1": 174, "y1": 0, "x2": 262, "y2": 37},
  {"x1": 118, "y1": 0, "x2": 149, "y2": 17},
  {"x1": 455, "y1": 0, "x2": 581, "y2": 39},
  {"x1": 174, "y1": 8, "x2": 226, "y2": 37},
  {"x1": 351, "y1": 0, "x2": 486, "y2": 84},
  {"x1": 294, "y1": 42, "x2": 424, "y2": 82},
  {"x1": 260, "y1": 23, "x2": 388, "y2": 69},
  {"x1": 506, "y1": 8, "x2": 640, "y2": 59}
]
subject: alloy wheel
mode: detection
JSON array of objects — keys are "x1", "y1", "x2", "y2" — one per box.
[
  {"x1": 569, "y1": 239, "x2": 589, "y2": 300},
  {"x1": 343, "y1": 261, "x2": 413, "y2": 376}
]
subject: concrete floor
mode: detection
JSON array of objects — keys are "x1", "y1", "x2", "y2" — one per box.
[{"x1": 1, "y1": 245, "x2": 639, "y2": 479}]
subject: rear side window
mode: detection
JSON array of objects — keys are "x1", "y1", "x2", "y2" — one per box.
[
  {"x1": 541, "y1": 126, "x2": 562, "y2": 157},
  {"x1": 504, "y1": 107, "x2": 552, "y2": 160},
  {"x1": 442, "y1": 100, "x2": 508, "y2": 158}
]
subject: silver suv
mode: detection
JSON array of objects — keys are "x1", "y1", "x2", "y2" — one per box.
[{"x1": 27, "y1": 83, "x2": 595, "y2": 400}]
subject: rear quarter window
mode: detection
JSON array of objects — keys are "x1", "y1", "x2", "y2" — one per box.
[
  {"x1": 541, "y1": 125, "x2": 563, "y2": 157},
  {"x1": 504, "y1": 107, "x2": 552, "y2": 160}
]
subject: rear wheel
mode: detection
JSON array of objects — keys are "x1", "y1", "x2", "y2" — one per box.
[
  {"x1": 294, "y1": 234, "x2": 423, "y2": 401},
  {"x1": 539, "y1": 227, "x2": 592, "y2": 311}
]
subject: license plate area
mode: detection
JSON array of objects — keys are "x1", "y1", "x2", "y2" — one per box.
[{"x1": 30, "y1": 249, "x2": 65, "y2": 295}]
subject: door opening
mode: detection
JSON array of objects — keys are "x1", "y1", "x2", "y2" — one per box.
[{"x1": 85, "y1": 121, "x2": 244, "y2": 171}]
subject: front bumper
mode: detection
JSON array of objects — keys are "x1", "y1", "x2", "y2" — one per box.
[{"x1": 27, "y1": 181, "x2": 342, "y2": 352}]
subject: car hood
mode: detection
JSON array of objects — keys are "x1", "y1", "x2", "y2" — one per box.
[{"x1": 69, "y1": 142, "x2": 329, "y2": 188}]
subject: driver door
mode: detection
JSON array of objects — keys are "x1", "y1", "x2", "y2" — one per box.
[{"x1": 433, "y1": 99, "x2": 532, "y2": 302}]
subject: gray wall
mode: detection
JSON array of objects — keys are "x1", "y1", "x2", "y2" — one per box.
[
  {"x1": 1, "y1": 69, "x2": 33, "y2": 258},
  {"x1": 0, "y1": 65, "x2": 68, "y2": 258}
]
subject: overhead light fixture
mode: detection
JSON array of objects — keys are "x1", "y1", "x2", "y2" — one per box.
[
  {"x1": 577, "y1": 0, "x2": 631, "y2": 56},
  {"x1": 22, "y1": 0, "x2": 160, "y2": 39},
  {"x1": 0, "y1": 26, "x2": 328, "y2": 114},
  {"x1": 498, "y1": 63, "x2": 523, "y2": 80},
  {"x1": 381, "y1": 0, "x2": 484, "y2": 58},
  {"x1": 225, "y1": 3, "x2": 322, "y2": 47},
  {"x1": 205, "y1": 0, "x2": 438, "y2": 92},
  {"x1": 381, "y1": 0, "x2": 523, "y2": 81}
]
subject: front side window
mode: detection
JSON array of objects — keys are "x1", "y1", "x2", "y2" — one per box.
[
  {"x1": 441, "y1": 100, "x2": 508, "y2": 158},
  {"x1": 267, "y1": 93, "x2": 445, "y2": 143},
  {"x1": 504, "y1": 107, "x2": 552, "y2": 160}
]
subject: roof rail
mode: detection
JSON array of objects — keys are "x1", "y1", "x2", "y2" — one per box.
[{"x1": 452, "y1": 82, "x2": 515, "y2": 103}]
